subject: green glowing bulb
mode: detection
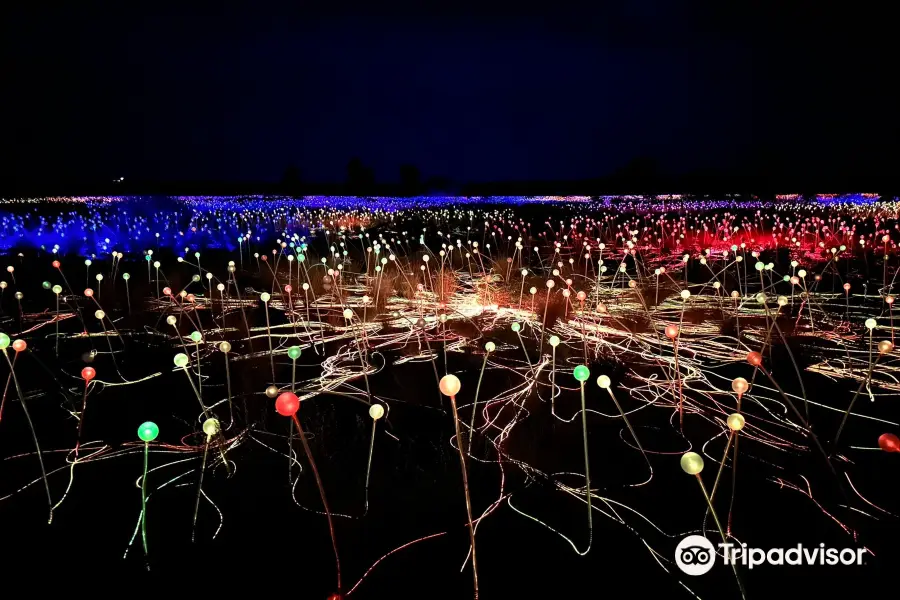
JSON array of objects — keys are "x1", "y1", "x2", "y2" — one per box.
[
  {"x1": 0, "y1": 333, "x2": 9, "y2": 350},
  {"x1": 190, "y1": 331, "x2": 202, "y2": 343},
  {"x1": 52, "y1": 285, "x2": 62, "y2": 294},
  {"x1": 511, "y1": 322, "x2": 521, "y2": 332},
  {"x1": 42, "y1": 281, "x2": 51, "y2": 290},
  {"x1": 549, "y1": 335, "x2": 560, "y2": 347},
  {"x1": 123, "y1": 273, "x2": 131, "y2": 280},
  {"x1": 202, "y1": 418, "x2": 220, "y2": 437},
  {"x1": 573, "y1": 365, "x2": 590, "y2": 382},
  {"x1": 138, "y1": 421, "x2": 159, "y2": 442},
  {"x1": 174, "y1": 353, "x2": 189, "y2": 368},
  {"x1": 287, "y1": 346, "x2": 301, "y2": 360},
  {"x1": 680, "y1": 451, "x2": 704, "y2": 475}
]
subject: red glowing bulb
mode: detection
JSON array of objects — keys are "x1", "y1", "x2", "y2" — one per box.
[
  {"x1": 261, "y1": 255, "x2": 268, "y2": 261},
  {"x1": 12, "y1": 339, "x2": 26, "y2": 353},
  {"x1": 81, "y1": 367, "x2": 96, "y2": 382},
  {"x1": 186, "y1": 294, "x2": 195, "y2": 303},
  {"x1": 665, "y1": 325, "x2": 679, "y2": 340},
  {"x1": 84, "y1": 288, "x2": 94, "y2": 297},
  {"x1": 887, "y1": 296, "x2": 895, "y2": 305},
  {"x1": 52, "y1": 260, "x2": 61, "y2": 268},
  {"x1": 275, "y1": 392, "x2": 300, "y2": 416},
  {"x1": 878, "y1": 433, "x2": 900, "y2": 453},
  {"x1": 162, "y1": 287, "x2": 172, "y2": 296},
  {"x1": 284, "y1": 284, "x2": 292, "y2": 293},
  {"x1": 747, "y1": 351, "x2": 763, "y2": 366}
]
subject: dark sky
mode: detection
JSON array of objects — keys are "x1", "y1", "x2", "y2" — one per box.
[{"x1": 3, "y1": 4, "x2": 897, "y2": 186}]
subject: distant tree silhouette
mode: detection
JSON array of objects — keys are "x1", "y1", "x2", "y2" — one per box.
[
  {"x1": 399, "y1": 164, "x2": 421, "y2": 196},
  {"x1": 614, "y1": 156, "x2": 659, "y2": 178},
  {"x1": 280, "y1": 164, "x2": 302, "y2": 194},
  {"x1": 424, "y1": 176, "x2": 452, "y2": 193},
  {"x1": 346, "y1": 157, "x2": 375, "y2": 194}
]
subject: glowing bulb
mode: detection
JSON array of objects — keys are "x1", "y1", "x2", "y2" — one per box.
[
  {"x1": 573, "y1": 365, "x2": 590, "y2": 382},
  {"x1": 138, "y1": 421, "x2": 159, "y2": 442},
  {"x1": 439, "y1": 374, "x2": 461, "y2": 396},
  {"x1": 174, "y1": 353, "x2": 189, "y2": 368},
  {"x1": 680, "y1": 452, "x2": 704, "y2": 475},
  {"x1": 596, "y1": 375, "x2": 611, "y2": 389},
  {"x1": 727, "y1": 413, "x2": 745, "y2": 432},
  {"x1": 369, "y1": 404, "x2": 385, "y2": 420},
  {"x1": 202, "y1": 418, "x2": 220, "y2": 437},
  {"x1": 275, "y1": 392, "x2": 300, "y2": 416}
]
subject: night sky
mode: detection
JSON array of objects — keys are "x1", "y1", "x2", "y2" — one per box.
[{"x1": 4, "y1": 5, "x2": 897, "y2": 187}]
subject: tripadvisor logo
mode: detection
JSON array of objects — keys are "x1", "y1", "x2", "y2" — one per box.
[{"x1": 675, "y1": 535, "x2": 865, "y2": 575}]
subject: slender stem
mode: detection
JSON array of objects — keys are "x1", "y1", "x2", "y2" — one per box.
[
  {"x1": 141, "y1": 441, "x2": 150, "y2": 562},
  {"x1": 467, "y1": 354, "x2": 489, "y2": 453},
  {"x1": 291, "y1": 414, "x2": 341, "y2": 593},
  {"x1": 224, "y1": 353, "x2": 235, "y2": 428},
  {"x1": 695, "y1": 474, "x2": 746, "y2": 599},
  {"x1": 451, "y1": 395, "x2": 479, "y2": 599},
  {"x1": 605, "y1": 387, "x2": 652, "y2": 477},
  {"x1": 709, "y1": 431, "x2": 735, "y2": 503},
  {"x1": 264, "y1": 304, "x2": 275, "y2": 381},
  {"x1": 181, "y1": 367, "x2": 210, "y2": 419},
  {"x1": 3, "y1": 350, "x2": 53, "y2": 523},
  {"x1": 192, "y1": 436, "x2": 210, "y2": 542},
  {"x1": 364, "y1": 420, "x2": 377, "y2": 514},
  {"x1": 579, "y1": 382, "x2": 593, "y2": 543}
]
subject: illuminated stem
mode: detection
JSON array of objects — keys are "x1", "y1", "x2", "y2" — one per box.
[
  {"x1": 141, "y1": 440, "x2": 150, "y2": 563},
  {"x1": 55, "y1": 295, "x2": 60, "y2": 356},
  {"x1": 291, "y1": 413, "x2": 341, "y2": 593},
  {"x1": 450, "y1": 394, "x2": 479, "y2": 599},
  {"x1": 195, "y1": 341, "x2": 202, "y2": 399},
  {"x1": 516, "y1": 330, "x2": 532, "y2": 373},
  {"x1": 0, "y1": 353, "x2": 16, "y2": 424},
  {"x1": 264, "y1": 302, "x2": 275, "y2": 381},
  {"x1": 727, "y1": 433, "x2": 740, "y2": 535},
  {"x1": 180, "y1": 367, "x2": 210, "y2": 420},
  {"x1": 694, "y1": 473, "x2": 746, "y2": 600},
  {"x1": 191, "y1": 435, "x2": 210, "y2": 543},
  {"x1": 579, "y1": 382, "x2": 593, "y2": 545},
  {"x1": 467, "y1": 353, "x2": 489, "y2": 453},
  {"x1": 75, "y1": 383, "x2": 89, "y2": 456},
  {"x1": 3, "y1": 349, "x2": 53, "y2": 524},
  {"x1": 605, "y1": 387, "x2": 651, "y2": 479},
  {"x1": 550, "y1": 345, "x2": 557, "y2": 416},
  {"x1": 833, "y1": 352, "x2": 884, "y2": 449},
  {"x1": 364, "y1": 418, "x2": 377, "y2": 514},
  {"x1": 223, "y1": 352, "x2": 235, "y2": 428},
  {"x1": 709, "y1": 431, "x2": 735, "y2": 503},
  {"x1": 673, "y1": 337, "x2": 684, "y2": 431}
]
